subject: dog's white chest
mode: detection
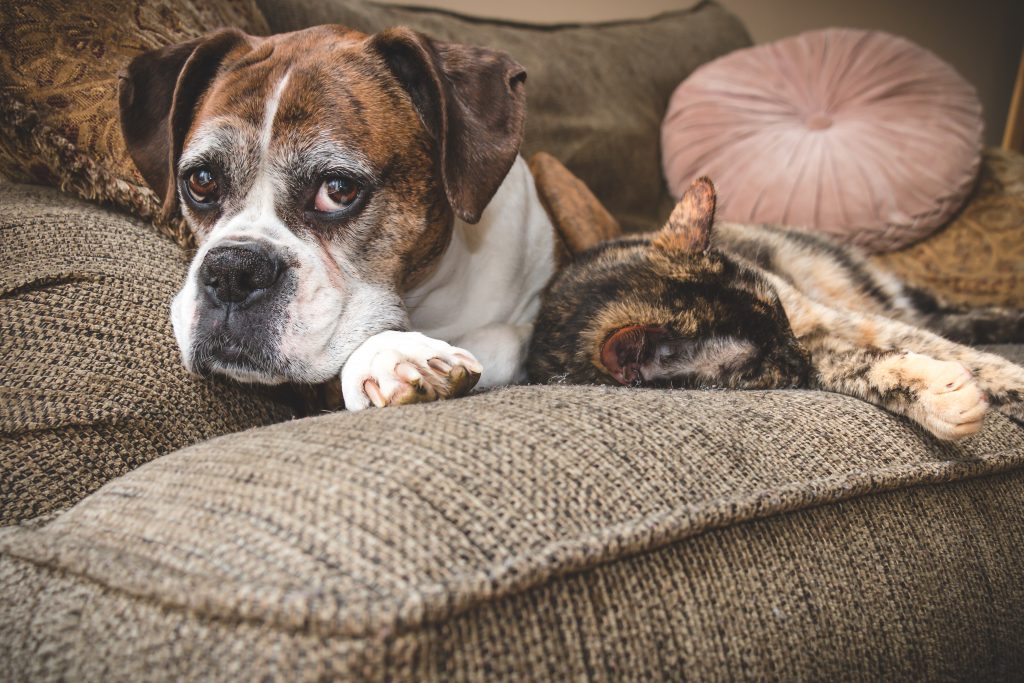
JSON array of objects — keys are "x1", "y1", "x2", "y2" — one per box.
[{"x1": 405, "y1": 156, "x2": 557, "y2": 341}]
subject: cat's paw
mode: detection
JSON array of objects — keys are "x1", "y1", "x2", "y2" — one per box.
[
  {"x1": 903, "y1": 355, "x2": 988, "y2": 441},
  {"x1": 340, "y1": 331, "x2": 482, "y2": 411}
]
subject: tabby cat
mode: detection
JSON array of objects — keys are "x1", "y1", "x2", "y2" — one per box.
[{"x1": 527, "y1": 177, "x2": 1024, "y2": 441}]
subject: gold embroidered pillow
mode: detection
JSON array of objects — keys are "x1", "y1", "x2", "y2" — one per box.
[
  {"x1": 875, "y1": 148, "x2": 1024, "y2": 308},
  {"x1": 0, "y1": 0, "x2": 269, "y2": 248}
]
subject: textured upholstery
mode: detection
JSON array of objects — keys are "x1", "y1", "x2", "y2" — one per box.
[
  {"x1": 2, "y1": 383, "x2": 1023, "y2": 680},
  {"x1": 256, "y1": 0, "x2": 752, "y2": 234},
  {"x1": 661, "y1": 28, "x2": 983, "y2": 252},
  {"x1": 0, "y1": 181, "x2": 297, "y2": 525}
]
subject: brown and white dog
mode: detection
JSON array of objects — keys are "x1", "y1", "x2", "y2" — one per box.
[{"x1": 118, "y1": 26, "x2": 557, "y2": 410}]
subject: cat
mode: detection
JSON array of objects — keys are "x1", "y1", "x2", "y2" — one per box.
[{"x1": 527, "y1": 177, "x2": 1024, "y2": 441}]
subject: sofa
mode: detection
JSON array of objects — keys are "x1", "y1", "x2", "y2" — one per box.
[{"x1": 2, "y1": 1, "x2": 1024, "y2": 680}]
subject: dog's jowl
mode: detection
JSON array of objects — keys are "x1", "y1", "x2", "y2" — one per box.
[{"x1": 119, "y1": 25, "x2": 557, "y2": 409}]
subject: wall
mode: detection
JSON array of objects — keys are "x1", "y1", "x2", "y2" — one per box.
[{"x1": 395, "y1": 0, "x2": 1023, "y2": 146}]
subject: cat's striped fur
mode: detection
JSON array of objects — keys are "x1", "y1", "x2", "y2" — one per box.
[{"x1": 528, "y1": 178, "x2": 1024, "y2": 441}]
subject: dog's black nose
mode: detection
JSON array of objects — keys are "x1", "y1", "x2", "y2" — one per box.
[{"x1": 199, "y1": 242, "x2": 284, "y2": 306}]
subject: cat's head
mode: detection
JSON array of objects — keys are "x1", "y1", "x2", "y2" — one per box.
[{"x1": 528, "y1": 177, "x2": 811, "y2": 389}]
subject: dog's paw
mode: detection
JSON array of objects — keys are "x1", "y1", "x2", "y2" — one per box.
[
  {"x1": 340, "y1": 331, "x2": 482, "y2": 411},
  {"x1": 902, "y1": 354, "x2": 988, "y2": 441}
]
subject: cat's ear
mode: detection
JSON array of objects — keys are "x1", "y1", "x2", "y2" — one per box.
[
  {"x1": 601, "y1": 324, "x2": 762, "y2": 386},
  {"x1": 654, "y1": 176, "x2": 716, "y2": 254},
  {"x1": 600, "y1": 325, "x2": 667, "y2": 385}
]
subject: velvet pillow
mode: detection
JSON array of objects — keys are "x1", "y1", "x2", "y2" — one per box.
[
  {"x1": 0, "y1": 0, "x2": 269, "y2": 248},
  {"x1": 256, "y1": 0, "x2": 752, "y2": 233},
  {"x1": 661, "y1": 29, "x2": 984, "y2": 252}
]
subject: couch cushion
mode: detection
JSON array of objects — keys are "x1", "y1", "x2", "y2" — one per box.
[
  {"x1": 2, "y1": 382, "x2": 1023, "y2": 680},
  {"x1": 0, "y1": 0, "x2": 270, "y2": 248},
  {"x1": 0, "y1": 181, "x2": 296, "y2": 525},
  {"x1": 256, "y1": 0, "x2": 751, "y2": 233}
]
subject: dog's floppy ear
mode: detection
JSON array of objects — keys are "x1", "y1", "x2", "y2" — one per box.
[
  {"x1": 368, "y1": 28, "x2": 527, "y2": 224},
  {"x1": 118, "y1": 29, "x2": 250, "y2": 219}
]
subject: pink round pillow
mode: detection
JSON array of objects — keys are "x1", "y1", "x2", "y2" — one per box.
[{"x1": 661, "y1": 29, "x2": 983, "y2": 252}]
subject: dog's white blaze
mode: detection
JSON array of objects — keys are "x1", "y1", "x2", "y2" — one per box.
[
  {"x1": 173, "y1": 69, "x2": 316, "y2": 379},
  {"x1": 247, "y1": 70, "x2": 291, "y2": 223}
]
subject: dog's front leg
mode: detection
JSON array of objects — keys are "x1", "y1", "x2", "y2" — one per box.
[{"x1": 340, "y1": 331, "x2": 482, "y2": 411}]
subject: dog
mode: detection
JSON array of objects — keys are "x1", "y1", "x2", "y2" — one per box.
[{"x1": 118, "y1": 25, "x2": 558, "y2": 410}]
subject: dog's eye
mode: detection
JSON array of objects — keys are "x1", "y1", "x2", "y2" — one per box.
[
  {"x1": 186, "y1": 168, "x2": 219, "y2": 204},
  {"x1": 315, "y1": 176, "x2": 361, "y2": 213}
]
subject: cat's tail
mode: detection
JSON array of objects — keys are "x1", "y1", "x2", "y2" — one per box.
[
  {"x1": 902, "y1": 286, "x2": 1024, "y2": 344},
  {"x1": 924, "y1": 308, "x2": 1024, "y2": 344}
]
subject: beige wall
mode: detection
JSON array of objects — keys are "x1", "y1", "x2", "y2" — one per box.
[{"x1": 397, "y1": 0, "x2": 1022, "y2": 146}]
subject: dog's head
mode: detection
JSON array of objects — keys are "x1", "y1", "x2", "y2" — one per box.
[{"x1": 118, "y1": 26, "x2": 526, "y2": 384}]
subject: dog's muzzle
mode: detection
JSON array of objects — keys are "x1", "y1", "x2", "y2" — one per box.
[
  {"x1": 199, "y1": 241, "x2": 286, "y2": 308},
  {"x1": 190, "y1": 239, "x2": 292, "y2": 377}
]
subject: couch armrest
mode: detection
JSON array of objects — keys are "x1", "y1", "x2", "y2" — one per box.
[{"x1": 0, "y1": 182, "x2": 296, "y2": 524}]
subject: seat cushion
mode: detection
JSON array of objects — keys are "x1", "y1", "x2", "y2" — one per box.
[
  {"x1": 0, "y1": 181, "x2": 297, "y2": 525},
  {"x1": 661, "y1": 28, "x2": 983, "y2": 252},
  {"x1": 2, "y1": 381, "x2": 1023, "y2": 680},
  {"x1": 256, "y1": 0, "x2": 751, "y2": 234},
  {"x1": 0, "y1": 0, "x2": 270, "y2": 248}
]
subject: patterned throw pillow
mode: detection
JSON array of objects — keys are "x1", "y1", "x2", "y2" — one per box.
[
  {"x1": 0, "y1": 1, "x2": 269, "y2": 248},
  {"x1": 875, "y1": 148, "x2": 1024, "y2": 308}
]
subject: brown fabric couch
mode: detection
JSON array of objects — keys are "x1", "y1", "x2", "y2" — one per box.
[{"x1": 3, "y1": 1, "x2": 1024, "y2": 681}]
